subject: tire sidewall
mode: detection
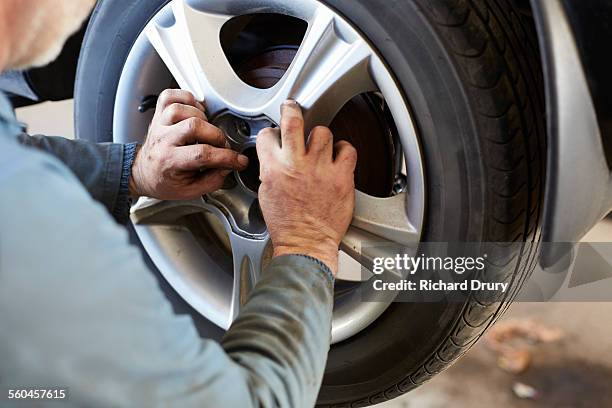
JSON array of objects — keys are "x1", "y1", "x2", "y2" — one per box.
[{"x1": 75, "y1": 0, "x2": 171, "y2": 143}]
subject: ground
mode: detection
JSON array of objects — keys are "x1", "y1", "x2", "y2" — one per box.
[
  {"x1": 377, "y1": 221, "x2": 612, "y2": 408},
  {"x1": 17, "y1": 101, "x2": 612, "y2": 408},
  {"x1": 377, "y1": 302, "x2": 612, "y2": 408}
]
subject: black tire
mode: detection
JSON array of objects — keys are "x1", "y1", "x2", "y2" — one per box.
[{"x1": 75, "y1": 0, "x2": 545, "y2": 406}]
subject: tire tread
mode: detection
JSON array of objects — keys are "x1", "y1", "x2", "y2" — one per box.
[{"x1": 334, "y1": 0, "x2": 546, "y2": 405}]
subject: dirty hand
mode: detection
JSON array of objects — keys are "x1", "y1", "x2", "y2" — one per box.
[
  {"x1": 256, "y1": 101, "x2": 358, "y2": 276},
  {"x1": 129, "y1": 89, "x2": 249, "y2": 199}
]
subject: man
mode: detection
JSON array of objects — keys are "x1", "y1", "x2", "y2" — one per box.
[{"x1": 0, "y1": 1, "x2": 357, "y2": 407}]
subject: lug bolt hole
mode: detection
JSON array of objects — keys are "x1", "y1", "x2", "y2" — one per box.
[
  {"x1": 235, "y1": 120, "x2": 251, "y2": 138},
  {"x1": 238, "y1": 147, "x2": 261, "y2": 194}
]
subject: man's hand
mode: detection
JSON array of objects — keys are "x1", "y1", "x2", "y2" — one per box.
[
  {"x1": 129, "y1": 89, "x2": 249, "y2": 200},
  {"x1": 256, "y1": 101, "x2": 358, "y2": 276}
]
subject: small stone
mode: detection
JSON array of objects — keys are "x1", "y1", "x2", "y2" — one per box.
[
  {"x1": 512, "y1": 382, "x2": 539, "y2": 400},
  {"x1": 497, "y1": 348, "x2": 531, "y2": 374}
]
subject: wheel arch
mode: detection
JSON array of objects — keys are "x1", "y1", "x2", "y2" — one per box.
[{"x1": 527, "y1": 0, "x2": 612, "y2": 267}]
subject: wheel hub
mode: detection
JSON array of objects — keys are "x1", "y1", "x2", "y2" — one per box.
[
  {"x1": 208, "y1": 44, "x2": 398, "y2": 239},
  {"x1": 208, "y1": 112, "x2": 273, "y2": 236},
  {"x1": 210, "y1": 110, "x2": 271, "y2": 195},
  {"x1": 236, "y1": 45, "x2": 398, "y2": 198}
]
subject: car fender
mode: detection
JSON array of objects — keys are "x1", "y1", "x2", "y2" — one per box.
[{"x1": 530, "y1": 0, "x2": 612, "y2": 266}]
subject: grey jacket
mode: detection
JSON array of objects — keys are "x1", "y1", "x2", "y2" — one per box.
[{"x1": 0, "y1": 92, "x2": 334, "y2": 407}]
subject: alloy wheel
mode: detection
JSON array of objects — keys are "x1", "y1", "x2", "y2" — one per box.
[{"x1": 113, "y1": 0, "x2": 426, "y2": 343}]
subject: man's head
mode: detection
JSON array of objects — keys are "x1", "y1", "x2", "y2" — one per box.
[{"x1": 0, "y1": 0, "x2": 96, "y2": 70}]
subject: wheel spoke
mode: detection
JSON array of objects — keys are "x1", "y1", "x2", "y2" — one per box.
[
  {"x1": 144, "y1": 1, "x2": 209, "y2": 103},
  {"x1": 132, "y1": 195, "x2": 269, "y2": 325},
  {"x1": 352, "y1": 191, "x2": 418, "y2": 245},
  {"x1": 341, "y1": 191, "x2": 419, "y2": 272},
  {"x1": 228, "y1": 233, "x2": 270, "y2": 324},
  {"x1": 263, "y1": 7, "x2": 377, "y2": 128},
  {"x1": 130, "y1": 197, "x2": 210, "y2": 225},
  {"x1": 146, "y1": 1, "x2": 376, "y2": 125},
  {"x1": 145, "y1": 0, "x2": 264, "y2": 115}
]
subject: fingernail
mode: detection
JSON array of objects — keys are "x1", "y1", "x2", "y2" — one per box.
[
  {"x1": 283, "y1": 99, "x2": 298, "y2": 106},
  {"x1": 238, "y1": 154, "x2": 249, "y2": 167}
]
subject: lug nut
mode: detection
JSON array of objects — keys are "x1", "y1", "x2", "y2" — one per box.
[{"x1": 393, "y1": 174, "x2": 408, "y2": 195}]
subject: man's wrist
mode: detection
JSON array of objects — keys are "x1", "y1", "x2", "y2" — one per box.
[
  {"x1": 273, "y1": 245, "x2": 339, "y2": 276},
  {"x1": 128, "y1": 144, "x2": 142, "y2": 199}
]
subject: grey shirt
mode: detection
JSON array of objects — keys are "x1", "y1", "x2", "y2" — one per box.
[{"x1": 0, "y1": 92, "x2": 334, "y2": 407}]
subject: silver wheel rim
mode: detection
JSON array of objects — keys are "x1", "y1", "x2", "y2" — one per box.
[{"x1": 113, "y1": 0, "x2": 426, "y2": 343}]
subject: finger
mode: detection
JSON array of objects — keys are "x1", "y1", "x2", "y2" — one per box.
[
  {"x1": 307, "y1": 126, "x2": 334, "y2": 162},
  {"x1": 187, "y1": 169, "x2": 232, "y2": 196},
  {"x1": 163, "y1": 103, "x2": 207, "y2": 125},
  {"x1": 334, "y1": 140, "x2": 358, "y2": 172},
  {"x1": 173, "y1": 117, "x2": 227, "y2": 148},
  {"x1": 256, "y1": 127, "x2": 281, "y2": 164},
  {"x1": 175, "y1": 144, "x2": 249, "y2": 171},
  {"x1": 195, "y1": 99, "x2": 206, "y2": 112},
  {"x1": 280, "y1": 100, "x2": 305, "y2": 156},
  {"x1": 156, "y1": 89, "x2": 205, "y2": 112}
]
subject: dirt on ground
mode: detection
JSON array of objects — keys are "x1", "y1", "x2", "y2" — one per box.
[
  {"x1": 377, "y1": 302, "x2": 612, "y2": 408},
  {"x1": 378, "y1": 221, "x2": 612, "y2": 408}
]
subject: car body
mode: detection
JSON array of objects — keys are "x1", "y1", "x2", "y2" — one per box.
[{"x1": 530, "y1": 0, "x2": 612, "y2": 266}]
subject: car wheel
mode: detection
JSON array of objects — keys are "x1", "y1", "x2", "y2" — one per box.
[{"x1": 75, "y1": 0, "x2": 545, "y2": 405}]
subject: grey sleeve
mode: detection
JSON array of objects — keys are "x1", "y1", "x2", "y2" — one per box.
[
  {"x1": 16, "y1": 134, "x2": 137, "y2": 224},
  {"x1": 221, "y1": 255, "x2": 334, "y2": 408},
  {"x1": 0, "y1": 145, "x2": 334, "y2": 408}
]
